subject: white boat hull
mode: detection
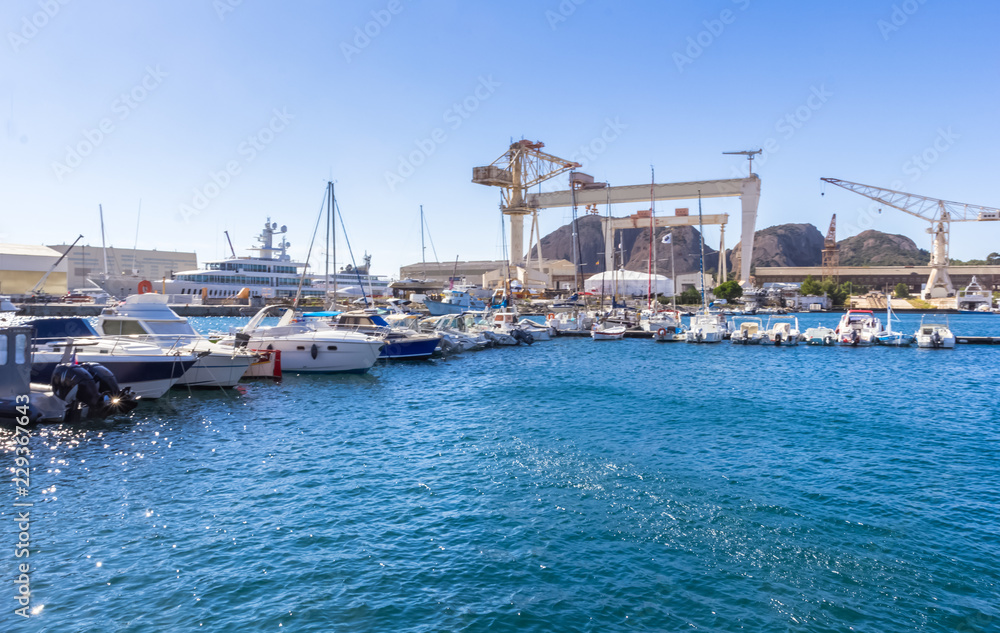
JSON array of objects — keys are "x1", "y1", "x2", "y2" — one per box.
[
  {"x1": 175, "y1": 353, "x2": 255, "y2": 387},
  {"x1": 246, "y1": 336, "x2": 383, "y2": 373}
]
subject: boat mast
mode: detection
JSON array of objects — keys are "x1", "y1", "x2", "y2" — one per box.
[
  {"x1": 420, "y1": 205, "x2": 427, "y2": 280},
  {"x1": 325, "y1": 181, "x2": 331, "y2": 305},
  {"x1": 697, "y1": 190, "x2": 708, "y2": 311},
  {"x1": 99, "y1": 204, "x2": 109, "y2": 277},
  {"x1": 670, "y1": 231, "x2": 677, "y2": 313},
  {"x1": 131, "y1": 199, "x2": 142, "y2": 274},
  {"x1": 571, "y1": 174, "x2": 580, "y2": 292},
  {"x1": 647, "y1": 166, "x2": 654, "y2": 309}
]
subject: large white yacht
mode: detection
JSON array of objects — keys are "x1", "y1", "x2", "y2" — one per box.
[{"x1": 162, "y1": 220, "x2": 325, "y2": 301}]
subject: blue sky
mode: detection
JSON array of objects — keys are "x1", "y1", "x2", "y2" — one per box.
[{"x1": 2, "y1": 0, "x2": 998, "y2": 277}]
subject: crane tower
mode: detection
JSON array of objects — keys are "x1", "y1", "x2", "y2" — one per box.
[
  {"x1": 472, "y1": 140, "x2": 581, "y2": 265},
  {"x1": 821, "y1": 214, "x2": 839, "y2": 282}
]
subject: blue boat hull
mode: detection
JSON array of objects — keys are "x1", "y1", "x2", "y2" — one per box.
[{"x1": 379, "y1": 336, "x2": 441, "y2": 360}]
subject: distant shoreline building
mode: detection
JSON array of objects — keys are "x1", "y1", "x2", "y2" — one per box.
[{"x1": 755, "y1": 265, "x2": 1000, "y2": 294}]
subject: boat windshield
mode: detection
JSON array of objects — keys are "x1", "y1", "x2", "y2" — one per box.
[{"x1": 145, "y1": 321, "x2": 198, "y2": 336}]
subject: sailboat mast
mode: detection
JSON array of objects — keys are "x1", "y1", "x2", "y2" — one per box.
[
  {"x1": 571, "y1": 179, "x2": 580, "y2": 292},
  {"x1": 99, "y1": 204, "x2": 109, "y2": 277},
  {"x1": 325, "y1": 182, "x2": 331, "y2": 305},
  {"x1": 420, "y1": 205, "x2": 427, "y2": 279},
  {"x1": 670, "y1": 233, "x2": 677, "y2": 312},
  {"x1": 647, "y1": 166, "x2": 654, "y2": 308},
  {"x1": 697, "y1": 191, "x2": 708, "y2": 310},
  {"x1": 131, "y1": 199, "x2": 142, "y2": 274}
]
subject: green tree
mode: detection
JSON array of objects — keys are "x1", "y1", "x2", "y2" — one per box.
[
  {"x1": 822, "y1": 279, "x2": 848, "y2": 306},
  {"x1": 894, "y1": 282, "x2": 910, "y2": 298},
  {"x1": 713, "y1": 280, "x2": 743, "y2": 302},
  {"x1": 678, "y1": 287, "x2": 702, "y2": 305},
  {"x1": 800, "y1": 275, "x2": 823, "y2": 296},
  {"x1": 987, "y1": 252, "x2": 1000, "y2": 265}
]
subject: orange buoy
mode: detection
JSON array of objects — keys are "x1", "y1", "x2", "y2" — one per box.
[{"x1": 137, "y1": 280, "x2": 153, "y2": 294}]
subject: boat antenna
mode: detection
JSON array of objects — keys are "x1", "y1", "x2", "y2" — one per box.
[{"x1": 697, "y1": 190, "x2": 708, "y2": 311}]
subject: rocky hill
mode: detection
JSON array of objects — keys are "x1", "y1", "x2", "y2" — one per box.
[
  {"x1": 727, "y1": 223, "x2": 823, "y2": 271},
  {"x1": 533, "y1": 219, "x2": 930, "y2": 275},
  {"x1": 837, "y1": 230, "x2": 929, "y2": 266}
]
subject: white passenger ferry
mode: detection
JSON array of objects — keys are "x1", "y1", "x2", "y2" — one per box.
[{"x1": 163, "y1": 220, "x2": 324, "y2": 300}]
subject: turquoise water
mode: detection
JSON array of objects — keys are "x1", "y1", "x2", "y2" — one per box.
[{"x1": 2, "y1": 313, "x2": 999, "y2": 632}]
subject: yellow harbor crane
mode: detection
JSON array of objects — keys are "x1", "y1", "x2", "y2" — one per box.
[
  {"x1": 822, "y1": 178, "x2": 1000, "y2": 299},
  {"x1": 472, "y1": 140, "x2": 581, "y2": 265}
]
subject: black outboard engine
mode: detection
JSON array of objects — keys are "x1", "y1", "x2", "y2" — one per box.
[
  {"x1": 51, "y1": 362, "x2": 139, "y2": 421},
  {"x1": 930, "y1": 330, "x2": 942, "y2": 348},
  {"x1": 511, "y1": 329, "x2": 534, "y2": 346}
]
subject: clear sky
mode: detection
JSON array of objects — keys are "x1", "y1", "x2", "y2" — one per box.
[{"x1": 2, "y1": 0, "x2": 997, "y2": 277}]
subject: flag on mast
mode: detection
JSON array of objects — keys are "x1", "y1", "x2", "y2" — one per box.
[{"x1": 661, "y1": 233, "x2": 672, "y2": 244}]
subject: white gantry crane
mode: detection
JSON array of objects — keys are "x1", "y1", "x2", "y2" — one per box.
[{"x1": 821, "y1": 178, "x2": 1000, "y2": 299}]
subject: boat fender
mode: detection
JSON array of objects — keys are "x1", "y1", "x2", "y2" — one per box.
[
  {"x1": 310, "y1": 343, "x2": 318, "y2": 359},
  {"x1": 657, "y1": 328, "x2": 667, "y2": 338}
]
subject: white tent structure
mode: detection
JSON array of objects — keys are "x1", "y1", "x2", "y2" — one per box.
[{"x1": 584, "y1": 271, "x2": 674, "y2": 297}]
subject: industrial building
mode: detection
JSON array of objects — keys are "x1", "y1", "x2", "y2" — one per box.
[
  {"x1": 0, "y1": 244, "x2": 68, "y2": 295},
  {"x1": 754, "y1": 265, "x2": 1000, "y2": 294},
  {"x1": 399, "y1": 258, "x2": 577, "y2": 290},
  {"x1": 47, "y1": 243, "x2": 197, "y2": 290}
]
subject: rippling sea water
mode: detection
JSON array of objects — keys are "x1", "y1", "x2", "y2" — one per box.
[{"x1": 2, "y1": 313, "x2": 999, "y2": 632}]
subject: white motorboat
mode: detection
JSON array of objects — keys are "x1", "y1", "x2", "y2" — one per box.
[
  {"x1": 914, "y1": 316, "x2": 956, "y2": 349},
  {"x1": 27, "y1": 318, "x2": 198, "y2": 399},
  {"x1": 730, "y1": 316, "x2": 764, "y2": 345},
  {"x1": 217, "y1": 306, "x2": 385, "y2": 373},
  {"x1": 546, "y1": 310, "x2": 596, "y2": 334},
  {"x1": 419, "y1": 314, "x2": 489, "y2": 353},
  {"x1": 307, "y1": 310, "x2": 441, "y2": 360},
  {"x1": 591, "y1": 322, "x2": 626, "y2": 340},
  {"x1": 96, "y1": 293, "x2": 255, "y2": 387},
  {"x1": 803, "y1": 325, "x2": 837, "y2": 346},
  {"x1": 955, "y1": 276, "x2": 992, "y2": 312},
  {"x1": 760, "y1": 315, "x2": 800, "y2": 346},
  {"x1": 517, "y1": 318, "x2": 553, "y2": 341},
  {"x1": 836, "y1": 309, "x2": 882, "y2": 347},
  {"x1": 641, "y1": 309, "x2": 685, "y2": 341},
  {"x1": 686, "y1": 311, "x2": 725, "y2": 343}
]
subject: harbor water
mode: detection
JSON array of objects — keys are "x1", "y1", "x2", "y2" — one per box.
[{"x1": 2, "y1": 313, "x2": 999, "y2": 631}]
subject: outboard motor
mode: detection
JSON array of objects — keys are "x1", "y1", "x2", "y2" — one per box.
[
  {"x1": 930, "y1": 330, "x2": 942, "y2": 348},
  {"x1": 51, "y1": 362, "x2": 138, "y2": 421},
  {"x1": 774, "y1": 332, "x2": 783, "y2": 346}
]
